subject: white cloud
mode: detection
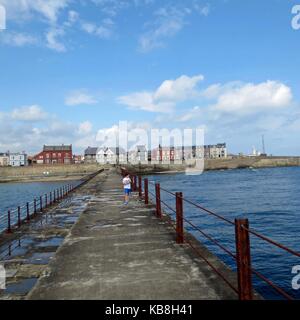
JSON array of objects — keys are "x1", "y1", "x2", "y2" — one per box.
[
  {"x1": 154, "y1": 74, "x2": 204, "y2": 101},
  {"x1": 46, "y1": 27, "x2": 66, "y2": 52},
  {"x1": 0, "y1": 32, "x2": 37, "y2": 47},
  {"x1": 177, "y1": 106, "x2": 202, "y2": 122},
  {"x1": 0, "y1": 0, "x2": 70, "y2": 23},
  {"x1": 118, "y1": 91, "x2": 175, "y2": 113},
  {"x1": 139, "y1": 7, "x2": 185, "y2": 52},
  {"x1": 139, "y1": 3, "x2": 210, "y2": 52},
  {"x1": 194, "y1": 3, "x2": 210, "y2": 16},
  {"x1": 0, "y1": 110, "x2": 98, "y2": 154},
  {"x1": 67, "y1": 10, "x2": 79, "y2": 24},
  {"x1": 65, "y1": 90, "x2": 98, "y2": 106},
  {"x1": 0, "y1": 0, "x2": 70, "y2": 51},
  {"x1": 81, "y1": 21, "x2": 112, "y2": 39},
  {"x1": 212, "y1": 81, "x2": 293, "y2": 115},
  {"x1": 11, "y1": 105, "x2": 47, "y2": 121},
  {"x1": 118, "y1": 74, "x2": 204, "y2": 113},
  {"x1": 79, "y1": 121, "x2": 93, "y2": 135}
]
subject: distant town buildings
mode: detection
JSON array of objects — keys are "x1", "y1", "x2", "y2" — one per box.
[
  {"x1": 83, "y1": 143, "x2": 228, "y2": 164},
  {"x1": 129, "y1": 145, "x2": 148, "y2": 164},
  {"x1": 0, "y1": 142, "x2": 228, "y2": 167},
  {"x1": 73, "y1": 155, "x2": 84, "y2": 164},
  {"x1": 247, "y1": 146, "x2": 267, "y2": 158},
  {"x1": 96, "y1": 147, "x2": 126, "y2": 164},
  {"x1": 9, "y1": 152, "x2": 28, "y2": 167},
  {"x1": 205, "y1": 143, "x2": 227, "y2": 159},
  {"x1": 33, "y1": 145, "x2": 73, "y2": 164},
  {"x1": 0, "y1": 153, "x2": 9, "y2": 166},
  {"x1": 151, "y1": 143, "x2": 227, "y2": 162},
  {"x1": 84, "y1": 147, "x2": 98, "y2": 164},
  {"x1": 0, "y1": 151, "x2": 28, "y2": 167}
]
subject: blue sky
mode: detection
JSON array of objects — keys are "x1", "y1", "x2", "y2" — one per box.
[{"x1": 0, "y1": 0, "x2": 300, "y2": 155}]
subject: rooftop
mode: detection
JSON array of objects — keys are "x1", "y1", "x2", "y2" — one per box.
[
  {"x1": 43, "y1": 145, "x2": 72, "y2": 152},
  {"x1": 85, "y1": 147, "x2": 98, "y2": 155}
]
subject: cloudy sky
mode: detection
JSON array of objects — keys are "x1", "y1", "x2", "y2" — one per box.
[{"x1": 0, "y1": 0, "x2": 300, "y2": 155}]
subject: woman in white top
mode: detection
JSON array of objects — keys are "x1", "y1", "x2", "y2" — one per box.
[{"x1": 122, "y1": 174, "x2": 132, "y2": 205}]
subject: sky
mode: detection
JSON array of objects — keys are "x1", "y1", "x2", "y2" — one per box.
[{"x1": 0, "y1": 0, "x2": 300, "y2": 156}]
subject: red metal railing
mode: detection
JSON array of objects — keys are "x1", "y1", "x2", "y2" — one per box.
[
  {"x1": 0, "y1": 183, "x2": 74, "y2": 235},
  {"x1": 125, "y1": 171, "x2": 300, "y2": 301},
  {"x1": 0, "y1": 169, "x2": 104, "y2": 237}
]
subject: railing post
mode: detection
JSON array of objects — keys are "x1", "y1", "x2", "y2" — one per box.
[
  {"x1": 40, "y1": 196, "x2": 43, "y2": 212},
  {"x1": 18, "y1": 206, "x2": 21, "y2": 228},
  {"x1": 138, "y1": 176, "x2": 142, "y2": 198},
  {"x1": 235, "y1": 218, "x2": 253, "y2": 300},
  {"x1": 45, "y1": 194, "x2": 48, "y2": 207},
  {"x1": 176, "y1": 192, "x2": 184, "y2": 244},
  {"x1": 34, "y1": 199, "x2": 37, "y2": 215},
  {"x1": 155, "y1": 183, "x2": 162, "y2": 218},
  {"x1": 133, "y1": 175, "x2": 137, "y2": 192},
  {"x1": 7, "y1": 210, "x2": 12, "y2": 233},
  {"x1": 144, "y1": 178, "x2": 149, "y2": 205},
  {"x1": 50, "y1": 192, "x2": 52, "y2": 205},
  {"x1": 26, "y1": 202, "x2": 30, "y2": 221}
]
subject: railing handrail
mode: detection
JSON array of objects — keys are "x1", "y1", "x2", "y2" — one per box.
[
  {"x1": 0, "y1": 169, "x2": 104, "y2": 236},
  {"x1": 139, "y1": 176, "x2": 300, "y2": 300},
  {"x1": 151, "y1": 181, "x2": 300, "y2": 259}
]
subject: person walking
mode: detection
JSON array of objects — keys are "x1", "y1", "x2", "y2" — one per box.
[{"x1": 122, "y1": 174, "x2": 132, "y2": 205}]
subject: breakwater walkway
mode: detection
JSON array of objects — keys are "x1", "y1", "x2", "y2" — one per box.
[{"x1": 27, "y1": 169, "x2": 236, "y2": 300}]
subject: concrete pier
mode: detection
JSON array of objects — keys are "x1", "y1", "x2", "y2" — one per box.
[{"x1": 27, "y1": 169, "x2": 237, "y2": 300}]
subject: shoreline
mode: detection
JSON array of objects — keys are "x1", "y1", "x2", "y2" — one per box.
[
  {"x1": 0, "y1": 163, "x2": 103, "y2": 184},
  {"x1": 122, "y1": 156, "x2": 300, "y2": 175},
  {"x1": 0, "y1": 175, "x2": 87, "y2": 184},
  {"x1": 1, "y1": 157, "x2": 300, "y2": 182}
]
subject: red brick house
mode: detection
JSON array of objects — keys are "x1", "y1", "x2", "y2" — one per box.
[{"x1": 34, "y1": 145, "x2": 73, "y2": 164}]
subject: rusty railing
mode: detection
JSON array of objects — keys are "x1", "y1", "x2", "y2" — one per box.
[{"x1": 125, "y1": 172, "x2": 300, "y2": 301}]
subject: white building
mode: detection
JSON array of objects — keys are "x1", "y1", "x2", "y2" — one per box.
[
  {"x1": 129, "y1": 145, "x2": 148, "y2": 164},
  {"x1": 96, "y1": 147, "x2": 126, "y2": 164},
  {"x1": 9, "y1": 152, "x2": 27, "y2": 167},
  {"x1": 0, "y1": 153, "x2": 9, "y2": 166},
  {"x1": 206, "y1": 143, "x2": 227, "y2": 159},
  {"x1": 249, "y1": 146, "x2": 261, "y2": 157}
]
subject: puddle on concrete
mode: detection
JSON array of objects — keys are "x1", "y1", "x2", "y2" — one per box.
[
  {"x1": 0, "y1": 192, "x2": 93, "y2": 299},
  {"x1": 64, "y1": 216, "x2": 78, "y2": 224},
  {"x1": 26, "y1": 252, "x2": 54, "y2": 265},
  {"x1": 36, "y1": 237, "x2": 64, "y2": 248},
  {"x1": 5, "y1": 278, "x2": 38, "y2": 295},
  {"x1": 88, "y1": 222, "x2": 123, "y2": 230}
]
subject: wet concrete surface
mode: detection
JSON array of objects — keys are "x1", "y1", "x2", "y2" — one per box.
[
  {"x1": 26, "y1": 169, "x2": 237, "y2": 300},
  {"x1": 0, "y1": 193, "x2": 92, "y2": 300}
]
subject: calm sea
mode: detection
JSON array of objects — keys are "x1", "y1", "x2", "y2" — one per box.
[
  {"x1": 0, "y1": 180, "x2": 80, "y2": 233},
  {"x1": 146, "y1": 167, "x2": 300, "y2": 300}
]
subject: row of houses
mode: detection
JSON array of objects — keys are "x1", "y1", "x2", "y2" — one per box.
[
  {"x1": 0, "y1": 145, "x2": 84, "y2": 167},
  {"x1": 1, "y1": 143, "x2": 227, "y2": 166},
  {"x1": 0, "y1": 152, "x2": 28, "y2": 167},
  {"x1": 84, "y1": 146, "x2": 148, "y2": 164},
  {"x1": 84, "y1": 143, "x2": 227, "y2": 164},
  {"x1": 33, "y1": 145, "x2": 73, "y2": 164}
]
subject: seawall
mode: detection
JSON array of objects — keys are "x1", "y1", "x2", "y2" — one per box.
[
  {"x1": 122, "y1": 156, "x2": 300, "y2": 174},
  {"x1": 0, "y1": 164, "x2": 104, "y2": 183}
]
